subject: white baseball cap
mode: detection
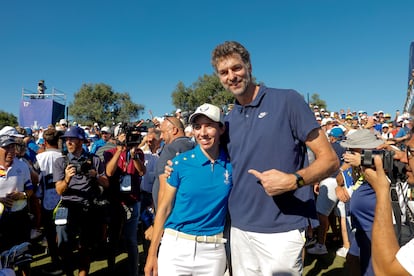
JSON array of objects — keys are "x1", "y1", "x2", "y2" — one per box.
[{"x1": 189, "y1": 103, "x2": 224, "y2": 124}]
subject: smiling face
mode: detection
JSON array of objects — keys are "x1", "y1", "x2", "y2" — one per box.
[
  {"x1": 192, "y1": 115, "x2": 225, "y2": 158},
  {"x1": 215, "y1": 53, "x2": 252, "y2": 98}
]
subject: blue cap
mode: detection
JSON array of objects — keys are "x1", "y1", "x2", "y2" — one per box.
[
  {"x1": 61, "y1": 126, "x2": 86, "y2": 140},
  {"x1": 329, "y1": 127, "x2": 344, "y2": 139}
]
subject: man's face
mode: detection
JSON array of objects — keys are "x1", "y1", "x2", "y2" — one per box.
[
  {"x1": 65, "y1": 137, "x2": 83, "y2": 154},
  {"x1": 0, "y1": 144, "x2": 16, "y2": 165},
  {"x1": 159, "y1": 120, "x2": 173, "y2": 144},
  {"x1": 398, "y1": 136, "x2": 414, "y2": 185},
  {"x1": 215, "y1": 53, "x2": 252, "y2": 97},
  {"x1": 101, "y1": 132, "x2": 111, "y2": 142}
]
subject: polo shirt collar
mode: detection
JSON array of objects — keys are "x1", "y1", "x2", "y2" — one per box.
[
  {"x1": 67, "y1": 150, "x2": 89, "y2": 161},
  {"x1": 234, "y1": 85, "x2": 267, "y2": 112},
  {"x1": 193, "y1": 145, "x2": 229, "y2": 167}
]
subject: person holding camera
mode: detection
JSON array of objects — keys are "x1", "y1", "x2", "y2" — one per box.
[
  {"x1": 103, "y1": 126, "x2": 146, "y2": 276},
  {"x1": 363, "y1": 132, "x2": 414, "y2": 275},
  {"x1": 339, "y1": 129, "x2": 393, "y2": 275},
  {"x1": 53, "y1": 126, "x2": 109, "y2": 276}
]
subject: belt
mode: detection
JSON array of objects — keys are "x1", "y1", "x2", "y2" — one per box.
[{"x1": 164, "y1": 228, "x2": 227, "y2": 244}]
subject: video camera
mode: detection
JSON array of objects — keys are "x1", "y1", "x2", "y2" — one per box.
[
  {"x1": 117, "y1": 123, "x2": 147, "y2": 146},
  {"x1": 360, "y1": 149, "x2": 406, "y2": 183}
]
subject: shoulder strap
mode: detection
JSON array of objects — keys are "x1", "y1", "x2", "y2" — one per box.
[{"x1": 391, "y1": 182, "x2": 403, "y2": 243}]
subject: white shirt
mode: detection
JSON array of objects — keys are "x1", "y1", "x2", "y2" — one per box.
[
  {"x1": 0, "y1": 158, "x2": 32, "y2": 211},
  {"x1": 396, "y1": 238, "x2": 414, "y2": 274}
]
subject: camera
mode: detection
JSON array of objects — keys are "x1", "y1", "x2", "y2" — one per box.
[
  {"x1": 117, "y1": 123, "x2": 146, "y2": 146},
  {"x1": 360, "y1": 149, "x2": 394, "y2": 170},
  {"x1": 361, "y1": 149, "x2": 394, "y2": 172},
  {"x1": 361, "y1": 149, "x2": 407, "y2": 184},
  {"x1": 69, "y1": 159, "x2": 92, "y2": 175}
]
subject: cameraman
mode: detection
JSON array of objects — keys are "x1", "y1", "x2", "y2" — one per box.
[
  {"x1": 104, "y1": 126, "x2": 146, "y2": 276},
  {"x1": 53, "y1": 126, "x2": 109, "y2": 276},
  {"x1": 339, "y1": 129, "x2": 385, "y2": 276},
  {"x1": 363, "y1": 138, "x2": 414, "y2": 275}
]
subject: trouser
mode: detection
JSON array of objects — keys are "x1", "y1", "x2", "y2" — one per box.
[
  {"x1": 56, "y1": 201, "x2": 101, "y2": 275},
  {"x1": 108, "y1": 201, "x2": 141, "y2": 276},
  {"x1": 158, "y1": 231, "x2": 227, "y2": 276},
  {"x1": 41, "y1": 207, "x2": 60, "y2": 265},
  {"x1": 0, "y1": 208, "x2": 31, "y2": 252},
  {"x1": 230, "y1": 226, "x2": 305, "y2": 276}
]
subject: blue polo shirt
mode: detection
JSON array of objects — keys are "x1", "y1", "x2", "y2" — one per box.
[
  {"x1": 226, "y1": 85, "x2": 319, "y2": 233},
  {"x1": 164, "y1": 145, "x2": 232, "y2": 236}
]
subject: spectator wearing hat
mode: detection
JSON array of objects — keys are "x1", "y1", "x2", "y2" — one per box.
[
  {"x1": 321, "y1": 117, "x2": 334, "y2": 136},
  {"x1": 145, "y1": 103, "x2": 232, "y2": 276},
  {"x1": 175, "y1": 108, "x2": 186, "y2": 127},
  {"x1": 90, "y1": 126, "x2": 112, "y2": 155},
  {"x1": 316, "y1": 116, "x2": 322, "y2": 125},
  {"x1": 380, "y1": 123, "x2": 394, "y2": 142},
  {"x1": 363, "y1": 128, "x2": 414, "y2": 275},
  {"x1": 53, "y1": 126, "x2": 109, "y2": 276},
  {"x1": 339, "y1": 129, "x2": 387, "y2": 275},
  {"x1": 58, "y1": 119, "x2": 68, "y2": 131},
  {"x1": 307, "y1": 127, "x2": 346, "y2": 256},
  {"x1": 14, "y1": 126, "x2": 43, "y2": 240},
  {"x1": 0, "y1": 127, "x2": 34, "y2": 255}
]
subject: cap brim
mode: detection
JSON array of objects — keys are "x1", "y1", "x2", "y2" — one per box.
[{"x1": 0, "y1": 139, "x2": 17, "y2": 147}]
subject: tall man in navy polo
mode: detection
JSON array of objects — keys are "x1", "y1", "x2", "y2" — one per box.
[{"x1": 212, "y1": 41, "x2": 339, "y2": 275}]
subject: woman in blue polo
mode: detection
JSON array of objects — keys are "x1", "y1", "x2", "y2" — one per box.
[{"x1": 145, "y1": 103, "x2": 232, "y2": 276}]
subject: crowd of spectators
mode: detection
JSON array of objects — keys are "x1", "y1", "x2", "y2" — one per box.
[{"x1": 1, "y1": 101, "x2": 412, "y2": 272}]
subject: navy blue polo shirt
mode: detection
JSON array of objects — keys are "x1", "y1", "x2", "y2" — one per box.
[{"x1": 226, "y1": 86, "x2": 320, "y2": 233}]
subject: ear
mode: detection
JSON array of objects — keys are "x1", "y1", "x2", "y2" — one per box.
[{"x1": 171, "y1": 126, "x2": 180, "y2": 136}]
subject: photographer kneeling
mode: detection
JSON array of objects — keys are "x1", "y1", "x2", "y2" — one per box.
[
  {"x1": 53, "y1": 126, "x2": 109, "y2": 276},
  {"x1": 364, "y1": 132, "x2": 414, "y2": 275}
]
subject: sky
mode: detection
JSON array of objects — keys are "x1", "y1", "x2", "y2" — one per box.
[{"x1": 1, "y1": 0, "x2": 414, "y2": 123}]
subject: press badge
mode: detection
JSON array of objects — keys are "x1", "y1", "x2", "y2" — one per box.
[{"x1": 55, "y1": 207, "x2": 68, "y2": 225}]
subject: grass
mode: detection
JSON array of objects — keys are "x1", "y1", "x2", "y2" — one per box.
[{"x1": 27, "y1": 231, "x2": 347, "y2": 275}]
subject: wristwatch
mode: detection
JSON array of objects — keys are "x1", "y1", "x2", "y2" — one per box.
[{"x1": 293, "y1": 173, "x2": 305, "y2": 189}]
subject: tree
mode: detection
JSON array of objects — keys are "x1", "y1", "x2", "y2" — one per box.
[
  {"x1": 68, "y1": 83, "x2": 144, "y2": 126},
  {"x1": 310, "y1": 93, "x2": 327, "y2": 110},
  {"x1": 171, "y1": 74, "x2": 233, "y2": 113},
  {"x1": 0, "y1": 111, "x2": 18, "y2": 129},
  {"x1": 171, "y1": 75, "x2": 329, "y2": 115}
]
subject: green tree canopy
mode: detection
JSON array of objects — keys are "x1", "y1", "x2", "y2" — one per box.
[
  {"x1": 0, "y1": 110, "x2": 18, "y2": 129},
  {"x1": 171, "y1": 74, "x2": 234, "y2": 114},
  {"x1": 68, "y1": 83, "x2": 144, "y2": 126},
  {"x1": 171, "y1": 75, "x2": 329, "y2": 116},
  {"x1": 310, "y1": 93, "x2": 327, "y2": 111}
]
